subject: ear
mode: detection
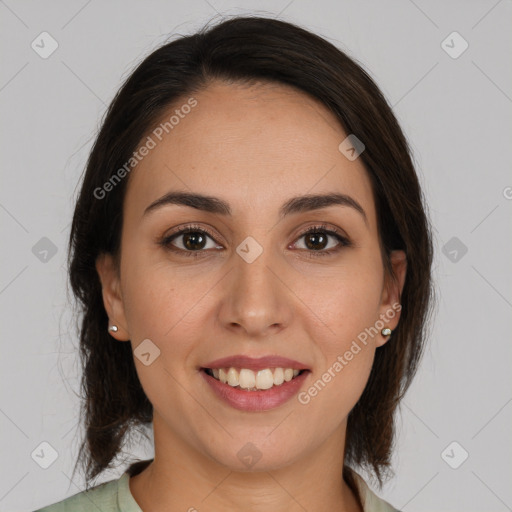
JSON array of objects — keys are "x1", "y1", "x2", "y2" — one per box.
[
  {"x1": 96, "y1": 252, "x2": 130, "y2": 341},
  {"x1": 376, "y1": 250, "x2": 407, "y2": 347}
]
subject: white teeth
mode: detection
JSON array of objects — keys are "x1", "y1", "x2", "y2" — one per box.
[
  {"x1": 255, "y1": 369, "x2": 274, "y2": 390},
  {"x1": 208, "y1": 367, "x2": 304, "y2": 390},
  {"x1": 227, "y1": 368, "x2": 239, "y2": 387},
  {"x1": 238, "y1": 369, "x2": 256, "y2": 389},
  {"x1": 273, "y1": 367, "x2": 284, "y2": 385}
]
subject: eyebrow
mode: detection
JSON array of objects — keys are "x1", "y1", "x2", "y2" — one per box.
[{"x1": 143, "y1": 191, "x2": 368, "y2": 224}]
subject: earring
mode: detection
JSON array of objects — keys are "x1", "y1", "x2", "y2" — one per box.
[
  {"x1": 381, "y1": 327, "x2": 392, "y2": 336},
  {"x1": 109, "y1": 325, "x2": 118, "y2": 333}
]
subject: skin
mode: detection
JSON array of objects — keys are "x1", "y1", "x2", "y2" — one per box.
[{"x1": 96, "y1": 81, "x2": 406, "y2": 512}]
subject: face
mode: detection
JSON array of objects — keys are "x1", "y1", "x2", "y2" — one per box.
[{"x1": 96, "y1": 81, "x2": 406, "y2": 473}]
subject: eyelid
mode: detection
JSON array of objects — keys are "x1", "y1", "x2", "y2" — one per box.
[
  {"x1": 294, "y1": 223, "x2": 349, "y2": 242},
  {"x1": 161, "y1": 223, "x2": 221, "y2": 242}
]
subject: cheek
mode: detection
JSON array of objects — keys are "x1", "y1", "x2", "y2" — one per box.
[
  {"x1": 120, "y1": 244, "x2": 185, "y2": 337},
  {"x1": 122, "y1": 275, "x2": 173, "y2": 340},
  {"x1": 120, "y1": 251, "x2": 210, "y2": 378},
  {"x1": 300, "y1": 346, "x2": 375, "y2": 430},
  {"x1": 295, "y1": 255, "x2": 383, "y2": 408},
  {"x1": 120, "y1": 257, "x2": 199, "y2": 408},
  {"x1": 299, "y1": 279, "x2": 379, "y2": 420},
  {"x1": 299, "y1": 253, "x2": 384, "y2": 341}
]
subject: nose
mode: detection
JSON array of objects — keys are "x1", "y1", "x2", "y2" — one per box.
[{"x1": 218, "y1": 244, "x2": 293, "y2": 338}]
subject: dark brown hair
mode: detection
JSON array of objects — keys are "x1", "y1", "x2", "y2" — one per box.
[{"x1": 68, "y1": 14, "x2": 433, "y2": 495}]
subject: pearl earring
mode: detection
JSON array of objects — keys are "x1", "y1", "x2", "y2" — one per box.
[
  {"x1": 109, "y1": 325, "x2": 118, "y2": 333},
  {"x1": 381, "y1": 328, "x2": 392, "y2": 336}
]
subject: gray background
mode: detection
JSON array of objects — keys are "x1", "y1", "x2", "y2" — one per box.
[{"x1": 1, "y1": 1, "x2": 511, "y2": 511}]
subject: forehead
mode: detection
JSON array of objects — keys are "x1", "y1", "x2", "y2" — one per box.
[{"x1": 124, "y1": 81, "x2": 376, "y2": 224}]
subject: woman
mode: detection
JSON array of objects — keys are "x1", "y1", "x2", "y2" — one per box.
[{"x1": 35, "y1": 14, "x2": 433, "y2": 512}]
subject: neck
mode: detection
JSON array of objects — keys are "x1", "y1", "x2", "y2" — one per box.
[{"x1": 128, "y1": 415, "x2": 363, "y2": 512}]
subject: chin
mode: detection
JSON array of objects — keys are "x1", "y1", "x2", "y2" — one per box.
[{"x1": 203, "y1": 436, "x2": 300, "y2": 473}]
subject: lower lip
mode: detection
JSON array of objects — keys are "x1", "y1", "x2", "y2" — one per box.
[{"x1": 200, "y1": 369, "x2": 310, "y2": 411}]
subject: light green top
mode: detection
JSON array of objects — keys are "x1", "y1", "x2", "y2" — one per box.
[{"x1": 34, "y1": 470, "x2": 400, "y2": 511}]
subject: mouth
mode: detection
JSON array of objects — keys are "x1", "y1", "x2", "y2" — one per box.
[{"x1": 201, "y1": 367, "x2": 310, "y2": 391}]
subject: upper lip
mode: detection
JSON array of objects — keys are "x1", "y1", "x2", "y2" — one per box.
[{"x1": 202, "y1": 355, "x2": 311, "y2": 372}]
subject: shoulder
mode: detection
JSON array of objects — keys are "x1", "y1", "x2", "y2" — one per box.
[
  {"x1": 33, "y1": 473, "x2": 140, "y2": 512},
  {"x1": 350, "y1": 470, "x2": 402, "y2": 512}
]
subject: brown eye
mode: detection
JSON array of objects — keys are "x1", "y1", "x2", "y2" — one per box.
[
  {"x1": 293, "y1": 225, "x2": 352, "y2": 257},
  {"x1": 160, "y1": 225, "x2": 221, "y2": 257},
  {"x1": 303, "y1": 231, "x2": 329, "y2": 251},
  {"x1": 180, "y1": 231, "x2": 208, "y2": 251},
  {"x1": 160, "y1": 223, "x2": 351, "y2": 259}
]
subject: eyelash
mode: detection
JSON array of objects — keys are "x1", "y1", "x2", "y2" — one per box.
[{"x1": 159, "y1": 223, "x2": 352, "y2": 259}]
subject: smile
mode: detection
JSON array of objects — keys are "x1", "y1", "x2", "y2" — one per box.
[
  {"x1": 203, "y1": 367, "x2": 307, "y2": 391},
  {"x1": 200, "y1": 367, "x2": 311, "y2": 411}
]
